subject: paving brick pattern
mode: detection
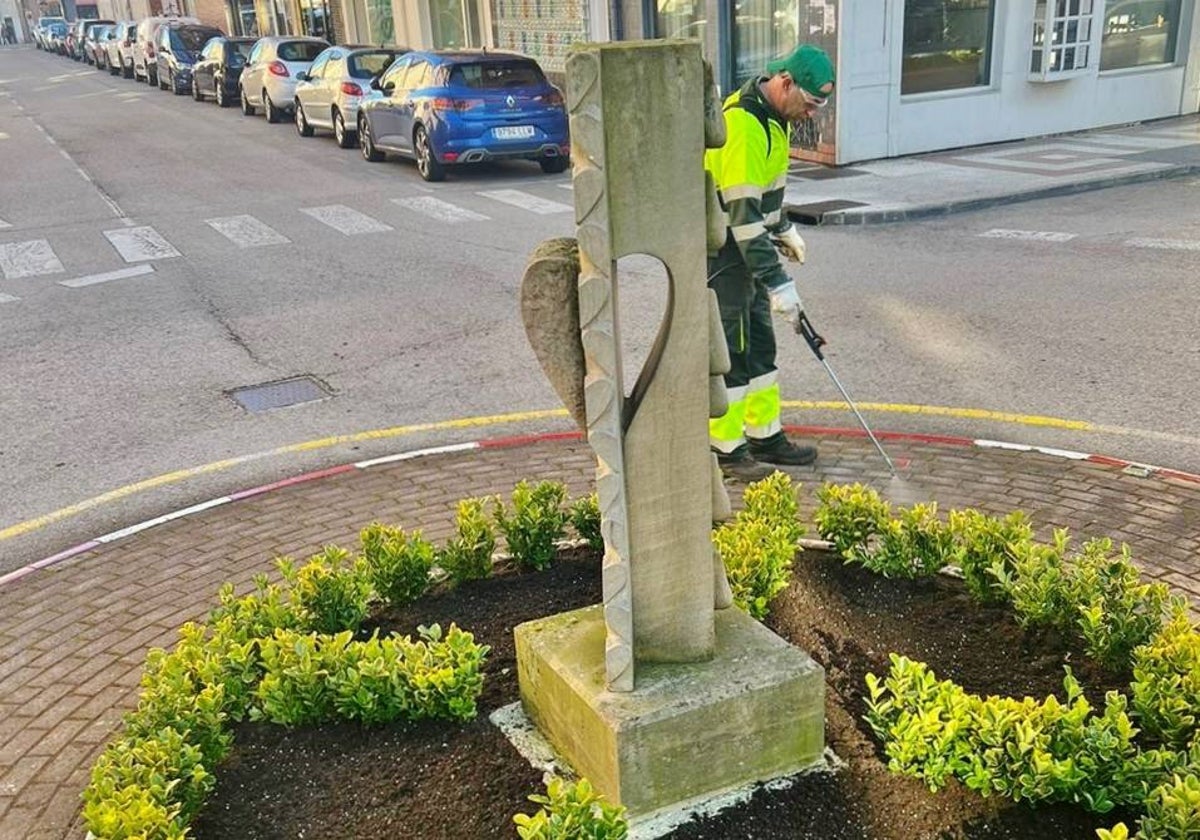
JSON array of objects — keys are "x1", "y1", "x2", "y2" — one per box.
[{"x1": 1, "y1": 434, "x2": 1197, "y2": 838}]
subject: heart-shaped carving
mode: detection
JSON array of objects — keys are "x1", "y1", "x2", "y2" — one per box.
[{"x1": 520, "y1": 238, "x2": 587, "y2": 430}]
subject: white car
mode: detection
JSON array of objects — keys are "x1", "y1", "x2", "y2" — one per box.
[
  {"x1": 239, "y1": 36, "x2": 329, "y2": 123},
  {"x1": 294, "y1": 46, "x2": 403, "y2": 147},
  {"x1": 133, "y1": 15, "x2": 199, "y2": 85},
  {"x1": 104, "y1": 22, "x2": 137, "y2": 78}
]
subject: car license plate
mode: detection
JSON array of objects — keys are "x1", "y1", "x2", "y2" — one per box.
[{"x1": 494, "y1": 125, "x2": 535, "y2": 140}]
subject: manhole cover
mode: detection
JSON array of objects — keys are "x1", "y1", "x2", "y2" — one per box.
[
  {"x1": 785, "y1": 199, "x2": 869, "y2": 225},
  {"x1": 228, "y1": 376, "x2": 331, "y2": 413}
]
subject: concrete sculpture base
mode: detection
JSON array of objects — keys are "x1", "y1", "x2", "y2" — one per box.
[{"x1": 514, "y1": 605, "x2": 826, "y2": 819}]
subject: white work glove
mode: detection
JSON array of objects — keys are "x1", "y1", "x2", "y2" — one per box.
[
  {"x1": 768, "y1": 281, "x2": 803, "y2": 325},
  {"x1": 772, "y1": 227, "x2": 807, "y2": 263}
]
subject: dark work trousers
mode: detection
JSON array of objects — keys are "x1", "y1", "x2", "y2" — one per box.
[{"x1": 708, "y1": 257, "x2": 778, "y2": 391}]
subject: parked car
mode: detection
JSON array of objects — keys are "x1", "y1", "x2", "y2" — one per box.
[
  {"x1": 239, "y1": 36, "x2": 330, "y2": 123},
  {"x1": 44, "y1": 21, "x2": 69, "y2": 54},
  {"x1": 70, "y1": 19, "x2": 114, "y2": 62},
  {"x1": 85, "y1": 24, "x2": 115, "y2": 68},
  {"x1": 294, "y1": 45, "x2": 403, "y2": 147},
  {"x1": 155, "y1": 22, "x2": 223, "y2": 94},
  {"x1": 35, "y1": 16, "x2": 65, "y2": 49},
  {"x1": 133, "y1": 16, "x2": 200, "y2": 85},
  {"x1": 356, "y1": 49, "x2": 569, "y2": 181},
  {"x1": 191, "y1": 35, "x2": 256, "y2": 107},
  {"x1": 104, "y1": 22, "x2": 138, "y2": 77}
]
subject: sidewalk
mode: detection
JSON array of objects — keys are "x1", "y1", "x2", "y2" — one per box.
[
  {"x1": 785, "y1": 114, "x2": 1200, "y2": 224},
  {"x1": 2, "y1": 429, "x2": 1199, "y2": 838}
]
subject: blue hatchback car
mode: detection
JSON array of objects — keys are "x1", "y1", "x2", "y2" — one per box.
[{"x1": 356, "y1": 50, "x2": 569, "y2": 181}]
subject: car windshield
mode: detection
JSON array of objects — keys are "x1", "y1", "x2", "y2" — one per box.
[
  {"x1": 449, "y1": 60, "x2": 544, "y2": 89},
  {"x1": 348, "y1": 51, "x2": 394, "y2": 79},
  {"x1": 228, "y1": 41, "x2": 253, "y2": 65},
  {"x1": 278, "y1": 41, "x2": 326, "y2": 62},
  {"x1": 172, "y1": 26, "x2": 220, "y2": 52}
]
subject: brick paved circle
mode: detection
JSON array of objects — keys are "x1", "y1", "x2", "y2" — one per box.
[{"x1": 1, "y1": 432, "x2": 1197, "y2": 838}]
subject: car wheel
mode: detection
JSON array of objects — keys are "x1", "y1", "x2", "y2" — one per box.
[
  {"x1": 334, "y1": 109, "x2": 354, "y2": 149},
  {"x1": 539, "y1": 156, "x2": 569, "y2": 175},
  {"x1": 109, "y1": 59, "x2": 120, "y2": 76},
  {"x1": 192, "y1": 78, "x2": 202, "y2": 101},
  {"x1": 173, "y1": 72, "x2": 186, "y2": 95},
  {"x1": 295, "y1": 101, "x2": 313, "y2": 137},
  {"x1": 264, "y1": 90, "x2": 281, "y2": 123},
  {"x1": 123, "y1": 62, "x2": 133, "y2": 79},
  {"x1": 359, "y1": 115, "x2": 383, "y2": 162},
  {"x1": 414, "y1": 125, "x2": 445, "y2": 182},
  {"x1": 215, "y1": 79, "x2": 227, "y2": 107},
  {"x1": 240, "y1": 86, "x2": 255, "y2": 116}
]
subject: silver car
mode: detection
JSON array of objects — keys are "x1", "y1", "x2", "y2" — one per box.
[
  {"x1": 239, "y1": 36, "x2": 329, "y2": 124},
  {"x1": 294, "y1": 46, "x2": 403, "y2": 148},
  {"x1": 104, "y1": 22, "x2": 137, "y2": 78}
]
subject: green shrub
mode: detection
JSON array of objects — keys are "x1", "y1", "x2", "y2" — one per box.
[
  {"x1": 360, "y1": 523, "x2": 435, "y2": 606},
  {"x1": 438, "y1": 497, "x2": 497, "y2": 584},
  {"x1": 278, "y1": 547, "x2": 373, "y2": 635},
  {"x1": 1007, "y1": 533, "x2": 1168, "y2": 670},
  {"x1": 83, "y1": 729, "x2": 215, "y2": 826},
  {"x1": 1137, "y1": 773, "x2": 1200, "y2": 838},
  {"x1": 569, "y1": 493, "x2": 604, "y2": 553},
  {"x1": 814, "y1": 482, "x2": 891, "y2": 556},
  {"x1": 494, "y1": 480, "x2": 569, "y2": 571},
  {"x1": 253, "y1": 624, "x2": 488, "y2": 726},
  {"x1": 853, "y1": 503, "x2": 954, "y2": 579},
  {"x1": 865, "y1": 654, "x2": 1174, "y2": 813},
  {"x1": 947, "y1": 509, "x2": 1033, "y2": 603},
  {"x1": 513, "y1": 776, "x2": 628, "y2": 839},
  {"x1": 1132, "y1": 603, "x2": 1200, "y2": 747},
  {"x1": 80, "y1": 779, "x2": 186, "y2": 840},
  {"x1": 208, "y1": 574, "x2": 301, "y2": 642},
  {"x1": 742, "y1": 471, "x2": 805, "y2": 544}
]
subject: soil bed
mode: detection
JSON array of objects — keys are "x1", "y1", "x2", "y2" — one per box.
[{"x1": 192, "y1": 546, "x2": 1134, "y2": 840}]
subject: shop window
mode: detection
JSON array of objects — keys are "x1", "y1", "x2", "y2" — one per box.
[
  {"x1": 901, "y1": 0, "x2": 996, "y2": 95},
  {"x1": 299, "y1": 0, "x2": 329, "y2": 38},
  {"x1": 365, "y1": 0, "x2": 393, "y2": 45},
  {"x1": 428, "y1": 0, "x2": 482, "y2": 49},
  {"x1": 655, "y1": 0, "x2": 704, "y2": 42},
  {"x1": 1030, "y1": 0, "x2": 1094, "y2": 79},
  {"x1": 732, "y1": 1, "x2": 800, "y2": 87},
  {"x1": 1099, "y1": 0, "x2": 1180, "y2": 70}
]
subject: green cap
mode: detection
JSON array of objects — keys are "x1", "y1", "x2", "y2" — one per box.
[{"x1": 766, "y1": 44, "x2": 835, "y2": 96}]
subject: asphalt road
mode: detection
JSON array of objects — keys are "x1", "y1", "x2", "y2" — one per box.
[{"x1": 1, "y1": 46, "x2": 1198, "y2": 572}]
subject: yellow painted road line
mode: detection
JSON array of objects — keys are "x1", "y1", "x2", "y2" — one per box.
[{"x1": 2, "y1": 403, "x2": 1194, "y2": 546}]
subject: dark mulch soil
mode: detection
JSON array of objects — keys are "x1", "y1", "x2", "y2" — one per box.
[{"x1": 192, "y1": 547, "x2": 1135, "y2": 840}]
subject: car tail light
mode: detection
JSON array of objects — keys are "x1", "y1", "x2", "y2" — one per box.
[
  {"x1": 442, "y1": 152, "x2": 459, "y2": 163},
  {"x1": 431, "y1": 97, "x2": 483, "y2": 112},
  {"x1": 340, "y1": 81, "x2": 363, "y2": 96},
  {"x1": 268, "y1": 60, "x2": 289, "y2": 78},
  {"x1": 536, "y1": 90, "x2": 564, "y2": 107}
]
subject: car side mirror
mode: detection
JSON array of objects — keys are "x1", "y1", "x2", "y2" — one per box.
[
  {"x1": 382, "y1": 81, "x2": 395, "y2": 94},
  {"x1": 295, "y1": 71, "x2": 308, "y2": 82},
  {"x1": 369, "y1": 76, "x2": 381, "y2": 90}
]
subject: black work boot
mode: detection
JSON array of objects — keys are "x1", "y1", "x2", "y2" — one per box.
[
  {"x1": 715, "y1": 445, "x2": 775, "y2": 482},
  {"x1": 748, "y1": 432, "x2": 818, "y2": 466}
]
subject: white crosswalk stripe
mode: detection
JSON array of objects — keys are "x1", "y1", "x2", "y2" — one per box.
[
  {"x1": 300, "y1": 204, "x2": 392, "y2": 235},
  {"x1": 59, "y1": 265, "x2": 155, "y2": 288},
  {"x1": 207, "y1": 215, "x2": 290, "y2": 247},
  {"x1": 103, "y1": 226, "x2": 181, "y2": 262},
  {"x1": 980, "y1": 229, "x2": 1076, "y2": 242},
  {"x1": 0, "y1": 239, "x2": 64, "y2": 279},
  {"x1": 477, "y1": 189, "x2": 573, "y2": 215},
  {"x1": 391, "y1": 196, "x2": 489, "y2": 224},
  {"x1": 1125, "y1": 237, "x2": 1200, "y2": 251}
]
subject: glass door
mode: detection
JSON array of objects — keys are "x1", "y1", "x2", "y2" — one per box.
[{"x1": 428, "y1": 0, "x2": 481, "y2": 48}]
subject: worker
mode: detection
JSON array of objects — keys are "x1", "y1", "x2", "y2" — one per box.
[{"x1": 705, "y1": 44, "x2": 835, "y2": 481}]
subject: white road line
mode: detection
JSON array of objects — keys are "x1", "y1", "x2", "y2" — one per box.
[
  {"x1": 979, "y1": 229, "x2": 1076, "y2": 242},
  {"x1": 557, "y1": 183, "x2": 573, "y2": 190},
  {"x1": 0, "y1": 293, "x2": 19, "y2": 304},
  {"x1": 300, "y1": 204, "x2": 392, "y2": 235},
  {"x1": 0, "y1": 218, "x2": 10, "y2": 229},
  {"x1": 477, "y1": 189, "x2": 573, "y2": 215},
  {"x1": 59, "y1": 264, "x2": 155, "y2": 288},
  {"x1": 0, "y1": 132, "x2": 9, "y2": 140},
  {"x1": 207, "y1": 215, "x2": 290, "y2": 247},
  {"x1": 103, "y1": 226, "x2": 181, "y2": 262},
  {"x1": 391, "y1": 196, "x2": 489, "y2": 224},
  {"x1": 1126, "y1": 237, "x2": 1200, "y2": 251},
  {"x1": 0, "y1": 239, "x2": 64, "y2": 279}
]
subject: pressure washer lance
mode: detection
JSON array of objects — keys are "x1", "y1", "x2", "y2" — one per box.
[{"x1": 794, "y1": 312, "x2": 899, "y2": 478}]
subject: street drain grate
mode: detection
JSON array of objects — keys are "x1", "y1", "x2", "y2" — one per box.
[{"x1": 228, "y1": 376, "x2": 331, "y2": 413}]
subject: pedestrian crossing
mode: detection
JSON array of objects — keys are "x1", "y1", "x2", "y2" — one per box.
[{"x1": 0, "y1": 185, "x2": 577, "y2": 303}]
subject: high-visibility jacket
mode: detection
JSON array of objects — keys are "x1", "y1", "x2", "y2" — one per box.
[{"x1": 704, "y1": 77, "x2": 796, "y2": 292}]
